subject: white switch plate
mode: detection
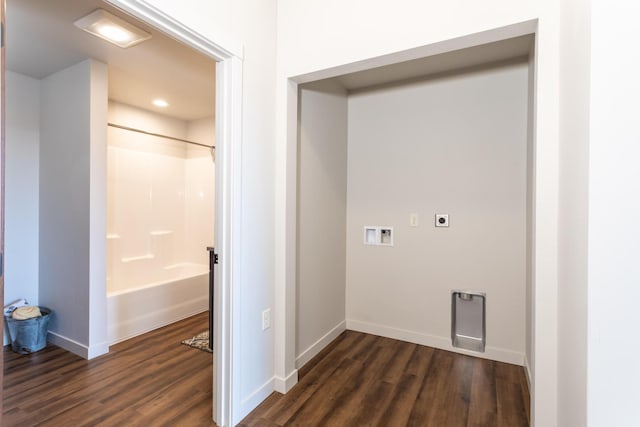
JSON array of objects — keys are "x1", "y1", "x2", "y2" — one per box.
[
  {"x1": 410, "y1": 213, "x2": 419, "y2": 227},
  {"x1": 262, "y1": 309, "x2": 271, "y2": 330}
]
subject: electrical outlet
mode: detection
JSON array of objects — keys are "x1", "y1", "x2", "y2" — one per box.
[
  {"x1": 262, "y1": 309, "x2": 271, "y2": 331},
  {"x1": 435, "y1": 214, "x2": 449, "y2": 227}
]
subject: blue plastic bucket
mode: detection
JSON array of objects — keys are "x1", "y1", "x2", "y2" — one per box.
[{"x1": 5, "y1": 307, "x2": 52, "y2": 354}]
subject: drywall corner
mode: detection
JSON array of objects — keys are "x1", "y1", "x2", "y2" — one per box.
[
  {"x1": 89, "y1": 59, "x2": 109, "y2": 357},
  {"x1": 39, "y1": 59, "x2": 108, "y2": 358},
  {"x1": 296, "y1": 79, "x2": 348, "y2": 364}
]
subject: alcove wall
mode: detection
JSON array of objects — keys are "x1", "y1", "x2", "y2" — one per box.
[{"x1": 296, "y1": 56, "x2": 531, "y2": 368}]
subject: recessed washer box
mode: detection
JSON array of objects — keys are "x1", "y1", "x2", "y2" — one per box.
[
  {"x1": 435, "y1": 214, "x2": 449, "y2": 227},
  {"x1": 363, "y1": 226, "x2": 394, "y2": 246}
]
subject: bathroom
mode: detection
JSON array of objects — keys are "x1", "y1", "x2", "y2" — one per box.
[{"x1": 4, "y1": 0, "x2": 216, "y2": 356}]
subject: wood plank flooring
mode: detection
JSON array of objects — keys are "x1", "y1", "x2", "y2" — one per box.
[
  {"x1": 240, "y1": 331, "x2": 530, "y2": 427},
  {"x1": 5, "y1": 314, "x2": 529, "y2": 427},
  {"x1": 3, "y1": 312, "x2": 215, "y2": 426}
]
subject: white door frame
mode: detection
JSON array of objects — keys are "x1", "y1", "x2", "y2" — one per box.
[{"x1": 105, "y1": 2, "x2": 242, "y2": 425}]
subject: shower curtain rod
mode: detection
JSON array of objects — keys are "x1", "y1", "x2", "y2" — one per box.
[{"x1": 107, "y1": 123, "x2": 215, "y2": 149}]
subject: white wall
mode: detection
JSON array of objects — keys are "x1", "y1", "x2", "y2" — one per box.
[
  {"x1": 557, "y1": 0, "x2": 590, "y2": 425},
  {"x1": 187, "y1": 116, "x2": 215, "y2": 144},
  {"x1": 89, "y1": 61, "x2": 109, "y2": 360},
  {"x1": 346, "y1": 62, "x2": 528, "y2": 364},
  {"x1": 588, "y1": 1, "x2": 640, "y2": 425},
  {"x1": 525, "y1": 52, "x2": 535, "y2": 384},
  {"x1": 109, "y1": 101, "x2": 189, "y2": 141},
  {"x1": 4, "y1": 71, "x2": 40, "y2": 345},
  {"x1": 119, "y1": 0, "x2": 278, "y2": 422},
  {"x1": 296, "y1": 80, "x2": 348, "y2": 367},
  {"x1": 39, "y1": 59, "x2": 109, "y2": 359},
  {"x1": 234, "y1": 4, "x2": 278, "y2": 416},
  {"x1": 277, "y1": 2, "x2": 561, "y2": 425}
]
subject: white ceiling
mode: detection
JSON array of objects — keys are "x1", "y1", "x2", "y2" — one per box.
[{"x1": 6, "y1": 0, "x2": 216, "y2": 121}]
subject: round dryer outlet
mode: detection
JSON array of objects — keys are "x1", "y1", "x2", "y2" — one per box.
[{"x1": 435, "y1": 214, "x2": 449, "y2": 227}]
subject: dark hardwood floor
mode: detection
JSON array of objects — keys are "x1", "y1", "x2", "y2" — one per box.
[
  {"x1": 3, "y1": 312, "x2": 215, "y2": 426},
  {"x1": 240, "y1": 331, "x2": 530, "y2": 427},
  {"x1": 5, "y1": 314, "x2": 529, "y2": 427}
]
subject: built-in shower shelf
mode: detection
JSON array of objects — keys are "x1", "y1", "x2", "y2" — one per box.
[
  {"x1": 150, "y1": 230, "x2": 173, "y2": 236},
  {"x1": 121, "y1": 254, "x2": 155, "y2": 263}
]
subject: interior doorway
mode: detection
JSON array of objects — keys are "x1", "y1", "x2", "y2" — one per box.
[
  {"x1": 283, "y1": 22, "x2": 538, "y2": 422},
  {"x1": 2, "y1": 0, "x2": 241, "y2": 425},
  {"x1": 295, "y1": 54, "x2": 531, "y2": 361}
]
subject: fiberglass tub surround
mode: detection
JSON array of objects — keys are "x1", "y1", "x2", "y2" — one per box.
[{"x1": 106, "y1": 102, "x2": 214, "y2": 343}]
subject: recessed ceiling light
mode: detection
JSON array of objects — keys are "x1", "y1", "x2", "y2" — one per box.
[
  {"x1": 74, "y1": 9, "x2": 151, "y2": 49},
  {"x1": 152, "y1": 99, "x2": 169, "y2": 108}
]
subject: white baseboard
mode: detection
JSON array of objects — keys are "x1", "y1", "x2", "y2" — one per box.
[
  {"x1": 295, "y1": 320, "x2": 347, "y2": 369},
  {"x1": 346, "y1": 319, "x2": 524, "y2": 366},
  {"x1": 88, "y1": 341, "x2": 110, "y2": 359},
  {"x1": 274, "y1": 369, "x2": 298, "y2": 394},
  {"x1": 235, "y1": 377, "x2": 275, "y2": 425},
  {"x1": 47, "y1": 331, "x2": 109, "y2": 360},
  {"x1": 524, "y1": 354, "x2": 532, "y2": 390},
  {"x1": 108, "y1": 296, "x2": 208, "y2": 344}
]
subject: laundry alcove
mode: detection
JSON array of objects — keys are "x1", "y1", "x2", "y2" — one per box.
[{"x1": 294, "y1": 34, "x2": 535, "y2": 371}]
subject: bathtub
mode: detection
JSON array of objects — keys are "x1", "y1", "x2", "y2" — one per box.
[{"x1": 107, "y1": 262, "x2": 209, "y2": 344}]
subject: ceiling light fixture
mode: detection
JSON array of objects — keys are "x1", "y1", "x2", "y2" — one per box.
[
  {"x1": 74, "y1": 9, "x2": 151, "y2": 48},
  {"x1": 152, "y1": 99, "x2": 169, "y2": 108}
]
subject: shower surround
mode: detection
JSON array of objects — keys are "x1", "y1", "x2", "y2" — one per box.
[{"x1": 106, "y1": 102, "x2": 214, "y2": 343}]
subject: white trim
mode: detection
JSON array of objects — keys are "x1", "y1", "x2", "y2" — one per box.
[
  {"x1": 222, "y1": 54, "x2": 244, "y2": 427},
  {"x1": 346, "y1": 319, "x2": 525, "y2": 366},
  {"x1": 524, "y1": 354, "x2": 533, "y2": 425},
  {"x1": 273, "y1": 370, "x2": 298, "y2": 394},
  {"x1": 105, "y1": 0, "x2": 242, "y2": 59},
  {"x1": 295, "y1": 320, "x2": 346, "y2": 370},
  {"x1": 290, "y1": 20, "x2": 537, "y2": 85},
  {"x1": 524, "y1": 354, "x2": 533, "y2": 393},
  {"x1": 273, "y1": 78, "x2": 299, "y2": 398},
  {"x1": 237, "y1": 377, "x2": 275, "y2": 425},
  {"x1": 103, "y1": 2, "x2": 243, "y2": 426},
  {"x1": 47, "y1": 331, "x2": 109, "y2": 360}
]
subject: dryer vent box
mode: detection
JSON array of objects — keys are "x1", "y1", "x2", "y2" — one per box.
[{"x1": 451, "y1": 291, "x2": 485, "y2": 353}]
